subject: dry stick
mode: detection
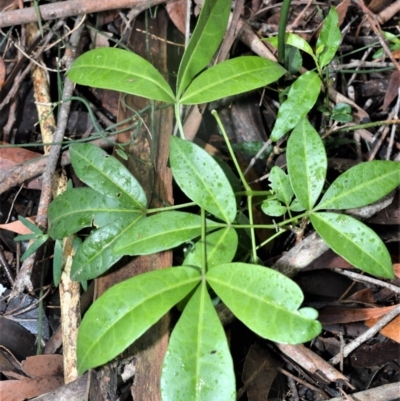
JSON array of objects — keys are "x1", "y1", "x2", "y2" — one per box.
[
  {"x1": 0, "y1": 0, "x2": 167, "y2": 28},
  {"x1": 356, "y1": 0, "x2": 400, "y2": 72},
  {"x1": 330, "y1": 303, "x2": 400, "y2": 366},
  {"x1": 377, "y1": 0, "x2": 400, "y2": 24},
  {"x1": 10, "y1": 16, "x2": 85, "y2": 298},
  {"x1": 333, "y1": 268, "x2": 400, "y2": 295}
]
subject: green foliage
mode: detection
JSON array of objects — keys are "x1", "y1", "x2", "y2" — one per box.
[
  {"x1": 161, "y1": 284, "x2": 236, "y2": 400},
  {"x1": 47, "y1": 0, "x2": 400, "y2": 399},
  {"x1": 170, "y1": 136, "x2": 237, "y2": 223},
  {"x1": 14, "y1": 216, "x2": 49, "y2": 262},
  {"x1": 270, "y1": 71, "x2": 321, "y2": 142}
]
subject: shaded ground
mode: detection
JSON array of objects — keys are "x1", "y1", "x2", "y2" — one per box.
[{"x1": 0, "y1": 0, "x2": 399, "y2": 400}]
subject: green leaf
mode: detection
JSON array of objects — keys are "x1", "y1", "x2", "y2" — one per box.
[
  {"x1": 269, "y1": 166, "x2": 293, "y2": 206},
  {"x1": 21, "y1": 234, "x2": 49, "y2": 262},
  {"x1": 67, "y1": 48, "x2": 175, "y2": 103},
  {"x1": 77, "y1": 266, "x2": 201, "y2": 374},
  {"x1": 48, "y1": 188, "x2": 141, "y2": 239},
  {"x1": 177, "y1": 0, "x2": 231, "y2": 97},
  {"x1": 206, "y1": 263, "x2": 322, "y2": 343},
  {"x1": 316, "y1": 161, "x2": 400, "y2": 210},
  {"x1": 331, "y1": 102, "x2": 353, "y2": 122},
  {"x1": 180, "y1": 57, "x2": 286, "y2": 105},
  {"x1": 71, "y1": 215, "x2": 143, "y2": 281},
  {"x1": 270, "y1": 71, "x2": 321, "y2": 142},
  {"x1": 310, "y1": 212, "x2": 394, "y2": 279},
  {"x1": 265, "y1": 33, "x2": 316, "y2": 60},
  {"x1": 17, "y1": 216, "x2": 43, "y2": 236},
  {"x1": 161, "y1": 283, "x2": 235, "y2": 401},
  {"x1": 70, "y1": 144, "x2": 147, "y2": 209},
  {"x1": 53, "y1": 239, "x2": 63, "y2": 287},
  {"x1": 261, "y1": 199, "x2": 287, "y2": 217},
  {"x1": 114, "y1": 211, "x2": 219, "y2": 257},
  {"x1": 183, "y1": 227, "x2": 238, "y2": 270},
  {"x1": 287, "y1": 119, "x2": 327, "y2": 210},
  {"x1": 170, "y1": 136, "x2": 237, "y2": 223},
  {"x1": 316, "y1": 7, "x2": 341, "y2": 68}
]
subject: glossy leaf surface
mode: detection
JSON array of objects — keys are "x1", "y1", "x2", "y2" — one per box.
[
  {"x1": 177, "y1": 0, "x2": 230, "y2": 97},
  {"x1": 180, "y1": 57, "x2": 286, "y2": 105},
  {"x1": 48, "y1": 188, "x2": 140, "y2": 239},
  {"x1": 310, "y1": 212, "x2": 394, "y2": 279},
  {"x1": 287, "y1": 119, "x2": 327, "y2": 209},
  {"x1": 70, "y1": 144, "x2": 147, "y2": 209},
  {"x1": 161, "y1": 284, "x2": 235, "y2": 401},
  {"x1": 114, "y1": 211, "x2": 219, "y2": 256},
  {"x1": 71, "y1": 215, "x2": 143, "y2": 281},
  {"x1": 316, "y1": 7, "x2": 341, "y2": 68},
  {"x1": 206, "y1": 263, "x2": 322, "y2": 343},
  {"x1": 183, "y1": 227, "x2": 238, "y2": 271},
  {"x1": 170, "y1": 136, "x2": 236, "y2": 223},
  {"x1": 270, "y1": 71, "x2": 321, "y2": 142},
  {"x1": 316, "y1": 161, "x2": 400, "y2": 210},
  {"x1": 265, "y1": 33, "x2": 316, "y2": 61},
  {"x1": 67, "y1": 48, "x2": 175, "y2": 103},
  {"x1": 77, "y1": 266, "x2": 201, "y2": 374}
]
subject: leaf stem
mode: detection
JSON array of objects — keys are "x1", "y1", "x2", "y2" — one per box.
[
  {"x1": 174, "y1": 103, "x2": 185, "y2": 139},
  {"x1": 211, "y1": 110, "x2": 251, "y2": 192},
  {"x1": 201, "y1": 207, "x2": 207, "y2": 274}
]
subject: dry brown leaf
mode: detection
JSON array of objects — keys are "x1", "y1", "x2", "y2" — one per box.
[
  {"x1": 0, "y1": 217, "x2": 36, "y2": 235},
  {"x1": 166, "y1": 0, "x2": 187, "y2": 35},
  {"x1": 0, "y1": 376, "x2": 63, "y2": 401},
  {"x1": 365, "y1": 314, "x2": 400, "y2": 343},
  {"x1": 319, "y1": 305, "x2": 397, "y2": 324},
  {"x1": 0, "y1": 57, "x2": 5, "y2": 90},
  {"x1": 21, "y1": 355, "x2": 63, "y2": 378},
  {"x1": 382, "y1": 70, "x2": 400, "y2": 111}
]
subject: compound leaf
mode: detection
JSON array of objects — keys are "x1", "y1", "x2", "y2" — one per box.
[
  {"x1": 206, "y1": 263, "x2": 322, "y2": 343},
  {"x1": 77, "y1": 266, "x2": 201, "y2": 374},
  {"x1": 170, "y1": 136, "x2": 236, "y2": 223},
  {"x1": 68, "y1": 48, "x2": 175, "y2": 103},
  {"x1": 70, "y1": 144, "x2": 147, "y2": 209},
  {"x1": 310, "y1": 212, "x2": 394, "y2": 279},
  {"x1": 161, "y1": 283, "x2": 235, "y2": 401}
]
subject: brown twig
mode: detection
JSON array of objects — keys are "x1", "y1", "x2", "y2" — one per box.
[
  {"x1": 10, "y1": 16, "x2": 85, "y2": 297},
  {"x1": 0, "y1": 0, "x2": 167, "y2": 28},
  {"x1": 355, "y1": 0, "x2": 400, "y2": 72},
  {"x1": 330, "y1": 303, "x2": 400, "y2": 365}
]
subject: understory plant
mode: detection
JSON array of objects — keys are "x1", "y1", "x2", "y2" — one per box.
[{"x1": 44, "y1": 0, "x2": 399, "y2": 399}]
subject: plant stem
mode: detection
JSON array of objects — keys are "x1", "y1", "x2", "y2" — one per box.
[
  {"x1": 200, "y1": 207, "x2": 206, "y2": 274},
  {"x1": 278, "y1": 0, "x2": 292, "y2": 66},
  {"x1": 211, "y1": 110, "x2": 251, "y2": 192},
  {"x1": 174, "y1": 103, "x2": 185, "y2": 139}
]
